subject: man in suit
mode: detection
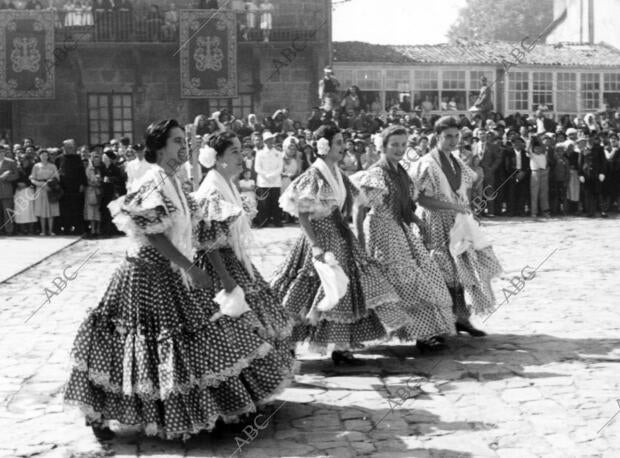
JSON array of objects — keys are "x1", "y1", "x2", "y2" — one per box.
[
  {"x1": 504, "y1": 135, "x2": 530, "y2": 216},
  {"x1": 579, "y1": 133, "x2": 606, "y2": 217},
  {"x1": 58, "y1": 139, "x2": 87, "y2": 235},
  {"x1": 473, "y1": 128, "x2": 503, "y2": 216},
  {"x1": 0, "y1": 144, "x2": 18, "y2": 235}
]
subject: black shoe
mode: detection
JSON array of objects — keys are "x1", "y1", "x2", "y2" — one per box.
[
  {"x1": 416, "y1": 336, "x2": 447, "y2": 353},
  {"x1": 331, "y1": 350, "x2": 364, "y2": 366},
  {"x1": 91, "y1": 425, "x2": 114, "y2": 441},
  {"x1": 456, "y1": 321, "x2": 486, "y2": 337}
]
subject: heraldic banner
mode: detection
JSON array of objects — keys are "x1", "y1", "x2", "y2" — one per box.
[
  {"x1": 179, "y1": 10, "x2": 237, "y2": 98},
  {"x1": 0, "y1": 10, "x2": 55, "y2": 100}
]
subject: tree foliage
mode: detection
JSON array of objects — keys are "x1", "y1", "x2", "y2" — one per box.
[{"x1": 448, "y1": 0, "x2": 554, "y2": 43}]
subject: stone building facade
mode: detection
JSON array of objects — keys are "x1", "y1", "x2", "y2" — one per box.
[{"x1": 0, "y1": 0, "x2": 330, "y2": 146}]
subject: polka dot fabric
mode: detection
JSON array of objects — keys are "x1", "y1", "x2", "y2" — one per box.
[
  {"x1": 271, "y1": 169, "x2": 412, "y2": 352},
  {"x1": 65, "y1": 247, "x2": 296, "y2": 439},
  {"x1": 353, "y1": 167, "x2": 455, "y2": 340},
  {"x1": 411, "y1": 151, "x2": 503, "y2": 317}
]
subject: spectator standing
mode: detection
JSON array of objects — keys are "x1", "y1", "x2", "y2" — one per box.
[
  {"x1": 58, "y1": 139, "x2": 87, "y2": 235},
  {"x1": 254, "y1": 131, "x2": 283, "y2": 227},
  {"x1": 30, "y1": 149, "x2": 60, "y2": 236},
  {"x1": 84, "y1": 151, "x2": 103, "y2": 237},
  {"x1": 259, "y1": 0, "x2": 273, "y2": 42},
  {"x1": 474, "y1": 129, "x2": 503, "y2": 217},
  {"x1": 244, "y1": 0, "x2": 259, "y2": 40},
  {"x1": 13, "y1": 152, "x2": 36, "y2": 235},
  {"x1": 125, "y1": 143, "x2": 152, "y2": 192},
  {"x1": 504, "y1": 135, "x2": 530, "y2": 216},
  {"x1": 162, "y1": 2, "x2": 179, "y2": 41},
  {"x1": 238, "y1": 168, "x2": 257, "y2": 211},
  {"x1": 566, "y1": 141, "x2": 581, "y2": 214},
  {"x1": 528, "y1": 135, "x2": 551, "y2": 218},
  {"x1": 550, "y1": 143, "x2": 569, "y2": 215},
  {"x1": 602, "y1": 132, "x2": 620, "y2": 213},
  {"x1": 470, "y1": 76, "x2": 493, "y2": 122},
  {"x1": 579, "y1": 134, "x2": 606, "y2": 217},
  {"x1": 281, "y1": 136, "x2": 299, "y2": 192},
  {"x1": 318, "y1": 66, "x2": 340, "y2": 111},
  {"x1": 0, "y1": 144, "x2": 18, "y2": 235},
  {"x1": 99, "y1": 149, "x2": 124, "y2": 236}
]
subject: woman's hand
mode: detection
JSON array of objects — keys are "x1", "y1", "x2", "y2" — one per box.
[
  {"x1": 188, "y1": 266, "x2": 212, "y2": 289},
  {"x1": 222, "y1": 275, "x2": 237, "y2": 293}
]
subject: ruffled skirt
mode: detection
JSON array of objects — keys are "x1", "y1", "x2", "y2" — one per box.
[
  {"x1": 270, "y1": 211, "x2": 409, "y2": 352},
  {"x1": 418, "y1": 209, "x2": 503, "y2": 316},
  {"x1": 192, "y1": 248, "x2": 293, "y2": 342},
  {"x1": 64, "y1": 246, "x2": 296, "y2": 439},
  {"x1": 364, "y1": 213, "x2": 456, "y2": 341}
]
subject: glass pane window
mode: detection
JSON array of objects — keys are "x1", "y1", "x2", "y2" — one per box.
[
  {"x1": 557, "y1": 72, "x2": 577, "y2": 112},
  {"x1": 88, "y1": 93, "x2": 133, "y2": 146},
  {"x1": 442, "y1": 70, "x2": 466, "y2": 89},
  {"x1": 603, "y1": 74, "x2": 620, "y2": 109},
  {"x1": 508, "y1": 71, "x2": 529, "y2": 111},
  {"x1": 385, "y1": 69, "x2": 410, "y2": 91},
  {"x1": 581, "y1": 73, "x2": 600, "y2": 110},
  {"x1": 355, "y1": 70, "x2": 381, "y2": 90},
  {"x1": 413, "y1": 70, "x2": 438, "y2": 90},
  {"x1": 533, "y1": 72, "x2": 553, "y2": 111}
]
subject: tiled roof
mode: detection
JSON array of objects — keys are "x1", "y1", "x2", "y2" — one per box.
[{"x1": 333, "y1": 41, "x2": 620, "y2": 67}]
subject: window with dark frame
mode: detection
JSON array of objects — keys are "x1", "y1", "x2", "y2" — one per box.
[
  {"x1": 201, "y1": 94, "x2": 255, "y2": 121},
  {"x1": 88, "y1": 93, "x2": 133, "y2": 146}
]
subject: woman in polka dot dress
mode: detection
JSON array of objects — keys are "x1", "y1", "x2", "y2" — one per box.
[
  {"x1": 271, "y1": 125, "x2": 411, "y2": 366},
  {"x1": 64, "y1": 120, "x2": 291, "y2": 441},
  {"x1": 351, "y1": 125, "x2": 455, "y2": 353},
  {"x1": 190, "y1": 130, "x2": 296, "y2": 380},
  {"x1": 411, "y1": 116, "x2": 503, "y2": 336}
]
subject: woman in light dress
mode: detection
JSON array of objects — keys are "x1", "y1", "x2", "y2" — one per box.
[
  {"x1": 84, "y1": 150, "x2": 103, "y2": 237},
  {"x1": 30, "y1": 149, "x2": 59, "y2": 236}
]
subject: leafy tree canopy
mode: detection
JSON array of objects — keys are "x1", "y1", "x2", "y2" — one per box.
[{"x1": 448, "y1": 0, "x2": 554, "y2": 43}]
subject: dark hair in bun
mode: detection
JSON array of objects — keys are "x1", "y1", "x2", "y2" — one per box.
[
  {"x1": 434, "y1": 116, "x2": 460, "y2": 135},
  {"x1": 313, "y1": 124, "x2": 340, "y2": 146},
  {"x1": 144, "y1": 119, "x2": 181, "y2": 163},
  {"x1": 207, "y1": 131, "x2": 238, "y2": 158}
]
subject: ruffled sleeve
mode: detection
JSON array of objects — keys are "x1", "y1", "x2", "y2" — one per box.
[
  {"x1": 193, "y1": 189, "x2": 243, "y2": 252},
  {"x1": 459, "y1": 157, "x2": 478, "y2": 187},
  {"x1": 279, "y1": 168, "x2": 339, "y2": 219},
  {"x1": 349, "y1": 168, "x2": 387, "y2": 208},
  {"x1": 182, "y1": 188, "x2": 204, "y2": 225},
  {"x1": 108, "y1": 170, "x2": 178, "y2": 236},
  {"x1": 411, "y1": 158, "x2": 436, "y2": 198},
  {"x1": 240, "y1": 191, "x2": 258, "y2": 221}
]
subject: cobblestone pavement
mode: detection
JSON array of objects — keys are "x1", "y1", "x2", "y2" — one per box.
[{"x1": 1, "y1": 217, "x2": 620, "y2": 458}]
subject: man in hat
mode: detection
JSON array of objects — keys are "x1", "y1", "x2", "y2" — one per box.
[
  {"x1": 254, "y1": 130, "x2": 283, "y2": 227},
  {"x1": 473, "y1": 128, "x2": 503, "y2": 217},
  {"x1": 504, "y1": 134, "x2": 530, "y2": 216},
  {"x1": 318, "y1": 66, "x2": 340, "y2": 111},
  {"x1": 0, "y1": 143, "x2": 18, "y2": 235},
  {"x1": 58, "y1": 139, "x2": 87, "y2": 235}
]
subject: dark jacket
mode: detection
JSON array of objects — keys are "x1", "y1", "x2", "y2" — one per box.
[
  {"x1": 0, "y1": 157, "x2": 18, "y2": 199},
  {"x1": 58, "y1": 154, "x2": 87, "y2": 194}
]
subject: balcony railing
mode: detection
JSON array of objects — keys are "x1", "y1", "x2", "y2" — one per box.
[{"x1": 53, "y1": 9, "x2": 324, "y2": 44}]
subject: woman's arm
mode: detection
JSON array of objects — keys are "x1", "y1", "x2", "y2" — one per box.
[
  {"x1": 299, "y1": 212, "x2": 323, "y2": 258},
  {"x1": 418, "y1": 194, "x2": 469, "y2": 213},
  {"x1": 205, "y1": 249, "x2": 236, "y2": 292},
  {"x1": 353, "y1": 203, "x2": 367, "y2": 249},
  {"x1": 146, "y1": 234, "x2": 211, "y2": 288}
]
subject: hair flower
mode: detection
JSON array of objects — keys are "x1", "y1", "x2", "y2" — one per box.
[
  {"x1": 198, "y1": 145, "x2": 217, "y2": 168},
  {"x1": 317, "y1": 138, "x2": 330, "y2": 156}
]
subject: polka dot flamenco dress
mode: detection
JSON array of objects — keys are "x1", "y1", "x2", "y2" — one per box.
[
  {"x1": 411, "y1": 150, "x2": 503, "y2": 318},
  {"x1": 190, "y1": 185, "x2": 296, "y2": 373},
  {"x1": 64, "y1": 168, "x2": 295, "y2": 439},
  {"x1": 351, "y1": 165, "x2": 455, "y2": 341},
  {"x1": 271, "y1": 166, "x2": 411, "y2": 353}
]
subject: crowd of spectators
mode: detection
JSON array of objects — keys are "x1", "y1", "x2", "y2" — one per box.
[{"x1": 1, "y1": 86, "x2": 620, "y2": 238}]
